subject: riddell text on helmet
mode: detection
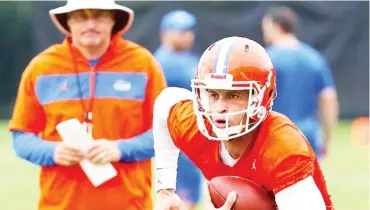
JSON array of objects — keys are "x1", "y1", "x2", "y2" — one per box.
[{"x1": 210, "y1": 74, "x2": 227, "y2": 79}]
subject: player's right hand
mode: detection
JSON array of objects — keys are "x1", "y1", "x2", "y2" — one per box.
[
  {"x1": 53, "y1": 142, "x2": 84, "y2": 166},
  {"x1": 154, "y1": 189, "x2": 187, "y2": 210}
]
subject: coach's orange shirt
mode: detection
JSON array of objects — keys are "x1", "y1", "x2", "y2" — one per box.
[
  {"x1": 168, "y1": 100, "x2": 334, "y2": 210},
  {"x1": 9, "y1": 36, "x2": 166, "y2": 210}
]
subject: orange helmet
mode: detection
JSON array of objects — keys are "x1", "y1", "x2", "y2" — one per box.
[{"x1": 190, "y1": 36, "x2": 276, "y2": 140}]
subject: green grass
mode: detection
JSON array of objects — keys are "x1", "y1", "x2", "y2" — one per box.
[
  {"x1": 320, "y1": 121, "x2": 369, "y2": 210},
  {"x1": 0, "y1": 120, "x2": 368, "y2": 210}
]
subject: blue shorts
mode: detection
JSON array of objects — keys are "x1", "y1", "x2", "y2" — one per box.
[{"x1": 175, "y1": 152, "x2": 203, "y2": 204}]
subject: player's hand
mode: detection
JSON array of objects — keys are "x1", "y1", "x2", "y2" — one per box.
[
  {"x1": 86, "y1": 139, "x2": 121, "y2": 164},
  {"x1": 203, "y1": 181, "x2": 237, "y2": 210},
  {"x1": 154, "y1": 189, "x2": 187, "y2": 210},
  {"x1": 54, "y1": 142, "x2": 84, "y2": 166},
  {"x1": 321, "y1": 141, "x2": 329, "y2": 159},
  {"x1": 321, "y1": 132, "x2": 331, "y2": 159}
]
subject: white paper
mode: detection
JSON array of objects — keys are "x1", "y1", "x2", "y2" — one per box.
[{"x1": 56, "y1": 118, "x2": 118, "y2": 187}]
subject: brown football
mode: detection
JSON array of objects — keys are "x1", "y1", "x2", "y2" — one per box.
[{"x1": 208, "y1": 176, "x2": 277, "y2": 210}]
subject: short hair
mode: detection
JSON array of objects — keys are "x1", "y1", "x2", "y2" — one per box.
[{"x1": 265, "y1": 6, "x2": 298, "y2": 34}]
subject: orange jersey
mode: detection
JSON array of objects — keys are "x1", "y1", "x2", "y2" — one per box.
[
  {"x1": 9, "y1": 37, "x2": 166, "y2": 210},
  {"x1": 168, "y1": 100, "x2": 334, "y2": 209}
]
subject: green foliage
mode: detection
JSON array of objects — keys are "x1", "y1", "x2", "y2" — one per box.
[{"x1": 0, "y1": 2, "x2": 34, "y2": 116}]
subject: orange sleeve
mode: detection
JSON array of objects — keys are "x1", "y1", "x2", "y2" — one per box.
[
  {"x1": 167, "y1": 102, "x2": 184, "y2": 147},
  {"x1": 9, "y1": 59, "x2": 46, "y2": 133},
  {"x1": 266, "y1": 124, "x2": 315, "y2": 194},
  {"x1": 167, "y1": 100, "x2": 200, "y2": 149},
  {"x1": 142, "y1": 54, "x2": 167, "y2": 131}
]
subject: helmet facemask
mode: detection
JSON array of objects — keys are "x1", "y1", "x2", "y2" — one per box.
[{"x1": 191, "y1": 72, "x2": 272, "y2": 141}]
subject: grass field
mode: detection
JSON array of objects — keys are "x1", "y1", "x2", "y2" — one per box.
[{"x1": 0, "y1": 120, "x2": 368, "y2": 210}]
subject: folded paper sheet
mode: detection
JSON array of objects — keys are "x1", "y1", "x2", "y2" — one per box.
[{"x1": 56, "y1": 118, "x2": 117, "y2": 187}]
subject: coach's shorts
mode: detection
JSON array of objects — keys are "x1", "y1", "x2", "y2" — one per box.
[{"x1": 176, "y1": 152, "x2": 203, "y2": 204}]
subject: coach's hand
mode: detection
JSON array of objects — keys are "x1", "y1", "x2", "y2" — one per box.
[
  {"x1": 154, "y1": 189, "x2": 187, "y2": 210},
  {"x1": 54, "y1": 142, "x2": 84, "y2": 166},
  {"x1": 86, "y1": 139, "x2": 121, "y2": 164},
  {"x1": 203, "y1": 181, "x2": 237, "y2": 210}
]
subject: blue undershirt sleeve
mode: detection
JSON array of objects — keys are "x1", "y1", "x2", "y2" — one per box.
[
  {"x1": 12, "y1": 130, "x2": 57, "y2": 166},
  {"x1": 116, "y1": 129, "x2": 154, "y2": 162}
]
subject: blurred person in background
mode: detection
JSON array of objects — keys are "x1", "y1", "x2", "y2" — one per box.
[
  {"x1": 261, "y1": 6, "x2": 339, "y2": 160},
  {"x1": 8, "y1": 0, "x2": 166, "y2": 209},
  {"x1": 153, "y1": 9, "x2": 203, "y2": 210}
]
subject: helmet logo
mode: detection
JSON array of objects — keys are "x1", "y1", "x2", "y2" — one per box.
[{"x1": 245, "y1": 44, "x2": 249, "y2": 52}]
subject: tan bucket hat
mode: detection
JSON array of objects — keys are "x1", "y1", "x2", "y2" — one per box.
[{"x1": 49, "y1": 0, "x2": 134, "y2": 36}]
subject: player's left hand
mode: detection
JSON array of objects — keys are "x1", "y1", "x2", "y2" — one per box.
[
  {"x1": 154, "y1": 189, "x2": 187, "y2": 210},
  {"x1": 86, "y1": 139, "x2": 121, "y2": 164},
  {"x1": 203, "y1": 181, "x2": 237, "y2": 210}
]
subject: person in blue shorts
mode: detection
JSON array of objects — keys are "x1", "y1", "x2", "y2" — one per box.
[
  {"x1": 154, "y1": 9, "x2": 203, "y2": 209},
  {"x1": 261, "y1": 6, "x2": 339, "y2": 160}
]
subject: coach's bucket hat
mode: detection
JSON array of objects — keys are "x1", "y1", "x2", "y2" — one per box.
[{"x1": 49, "y1": 0, "x2": 134, "y2": 36}]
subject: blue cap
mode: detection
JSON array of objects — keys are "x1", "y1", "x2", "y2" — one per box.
[{"x1": 160, "y1": 10, "x2": 197, "y2": 31}]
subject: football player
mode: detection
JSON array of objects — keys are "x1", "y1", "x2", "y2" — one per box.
[{"x1": 153, "y1": 36, "x2": 334, "y2": 210}]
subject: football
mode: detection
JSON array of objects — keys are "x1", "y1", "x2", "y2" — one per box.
[{"x1": 208, "y1": 176, "x2": 277, "y2": 210}]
